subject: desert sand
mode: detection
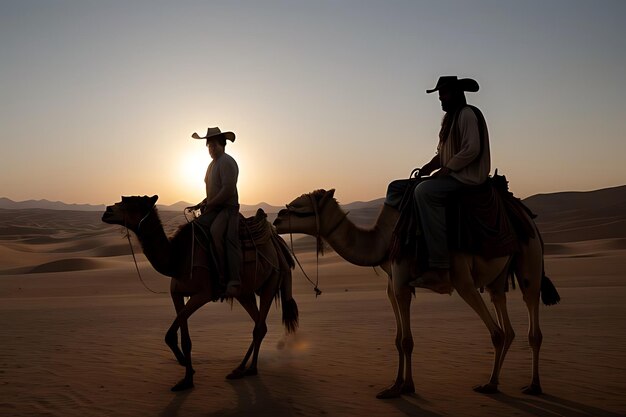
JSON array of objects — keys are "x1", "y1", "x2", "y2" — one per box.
[{"x1": 1, "y1": 202, "x2": 625, "y2": 417}]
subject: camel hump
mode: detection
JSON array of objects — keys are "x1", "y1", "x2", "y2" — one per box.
[
  {"x1": 239, "y1": 209, "x2": 271, "y2": 248},
  {"x1": 254, "y1": 208, "x2": 268, "y2": 221}
]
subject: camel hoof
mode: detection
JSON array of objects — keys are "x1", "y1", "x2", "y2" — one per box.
[
  {"x1": 243, "y1": 368, "x2": 258, "y2": 377},
  {"x1": 376, "y1": 385, "x2": 402, "y2": 399},
  {"x1": 171, "y1": 377, "x2": 194, "y2": 392},
  {"x1": 473, "y1": 384, "x2": 500, "y2": 394},
  {"x1": 401, "y1": 382, "x2": 415, "y2": 395},
  {"x1": 522, "y1": 384, "x2": 543, "y2": 395},
  {"x1": 226, "y1": 368, "x2": 246, "y2": 380}
]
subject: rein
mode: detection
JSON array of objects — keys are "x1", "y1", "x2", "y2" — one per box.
[
  {"x1": 286, "y1": 206, "x2": 322, "y2": 297},
  {"x1": 184, "y1": 209, "x2": 201, "y2": 281},
  {"x1": 125, "y1": 207, "x2": 166, "y2": 294},
  {"x1": 284, "y1": 195, "x2": 350, "y2": 298}
]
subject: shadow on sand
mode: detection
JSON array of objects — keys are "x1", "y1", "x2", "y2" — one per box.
[
  {"x1": 491, "y1": 392, "x2": 624, "y2": 417},
  {"x1": 158, "y1": 376, "x2": 298, "y2": 417},
  {"x1": 204, "y1": 377, "x2": 295, "y2": 417},
  {"x1": 157, "y1": 377, "x2": 446, "y2": 417},
  {"x1": 386, "y1": 393, "x2": 445, "y2": 417},
  {"x1": 159, "y1": 390, "x2": 192, "y2": 417}
]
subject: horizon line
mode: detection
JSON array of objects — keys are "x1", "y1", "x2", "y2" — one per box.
[{"x1": 2, "y1": 183, "x2": 626, "y2": 208}]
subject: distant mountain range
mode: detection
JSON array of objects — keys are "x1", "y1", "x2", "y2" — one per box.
[
  {"x1": 2, "y1": 185, "x2": 625, "y2": 236},
  {"x1": 0, "y1": 197, "x2": 108, "y2": 212},
  {"x1": 0, "y1": 195, "x2": 386, "y2": 214},
  {"x1": 0, "y1": 197, "x2": 286, "y2": 214},
  {"x1": 1, "y1": 185, "x2": 625, "y2": 245}
]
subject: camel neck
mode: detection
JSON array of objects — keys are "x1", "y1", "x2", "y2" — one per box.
[
  {"x1": 134, "y1": 210, "x2": 173, "y2": 277},
  {"x1": 323, "y1": 203, "x2": 398, "y2": 266}
]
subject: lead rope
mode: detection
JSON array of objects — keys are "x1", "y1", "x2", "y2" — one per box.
[
  {"x1": 190, "y1": 221, "x2": 195, "y2": 281},
  {"x1": 184, "y1": 209, "x2": 197, "y2": 281},
  {"x1": 286, "y1": 205, "x2": 322, "y2": 297},
  {"x1": 125, "y1": 208, "x2": 166, "y2": 294},
  {"x1": 309, "y1": 195, "x2": 322, "y2": 296}
]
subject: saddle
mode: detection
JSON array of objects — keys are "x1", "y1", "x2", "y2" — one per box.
[
  {"x1": 387, "y1": 173, "x2": 536, "y2": 267},
  {"x1": 239, "y1": 209, "x2": 291, "y2": 263},
  {"x1": 192, "y1": 208, "x2": 272, "y2": 261},
  {"x1": 238, "y1": 209, "x2": 273, "y2": 251},
  {"x1": 186, "y1": 208, "x2": 294, "y2": 299},
  {"x1": 192, "y1": 208, "x2": 293, "y2": 266}
]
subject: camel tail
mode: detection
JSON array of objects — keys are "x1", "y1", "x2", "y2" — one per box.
[
  {"x1": 279, "y1": 268, "x2": 299, "y2": 333},
  {"x1": 273, "y1": 231, "x2": 299, "y2": 333},
  {"x1": 281, "y1": 297, "x2": 299, "y2": 334},
  {"x1": 541, "y1": 273, "x2": 561, "y2": 306},
  {"x1": 536, "y1": 224, "x2": 560, "y2": 306}
]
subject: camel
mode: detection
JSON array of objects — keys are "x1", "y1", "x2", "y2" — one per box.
[
  {"x1": 102, "y1": 195, "x2": 298, "y2": 391},
  {"x1": 273, "y1": 188, "x2": 560, "y2": 399}
]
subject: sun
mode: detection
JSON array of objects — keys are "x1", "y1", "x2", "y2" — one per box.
[
  {"x1": 178, "y1": 148, "x2": 208, "y2": 200},
  {"x1": 174, "y1": 145, "x2": 252, "y2": 205}
]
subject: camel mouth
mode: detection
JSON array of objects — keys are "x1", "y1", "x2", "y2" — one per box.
[
  {"x1": 273, "y1": 209, "x2": 288, "y2": 225},
  {"x1": 101, "y1": 206, "x2": 115, "y2": 223},
  {"x1": 273, "y1": 209, "x2": 315, "y2": 227}
]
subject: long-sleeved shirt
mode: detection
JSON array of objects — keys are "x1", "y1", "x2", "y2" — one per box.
[{"x1": 437, "y1": 106, "x2": 490, "y2": 185}]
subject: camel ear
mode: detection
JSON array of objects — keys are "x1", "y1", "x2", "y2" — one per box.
[
  {"x1": 319, "y1": 189, "x2": 336, "y2": 206},
  {"x1": 149, "y1": 195, "x2": 159, "y2": 205}
]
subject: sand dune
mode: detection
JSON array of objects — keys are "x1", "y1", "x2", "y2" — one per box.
[
  {"x1": 1, "y1": 191, "x2": 625, "y2": 416},
  {"x1": 537, "y1": 218, "x2": 626, "y2": 243},
  {"x1": 27, "y1": 258, "x2": 109, "y2": 274},
  {"x1": 544, "y1": 238, "x2": 626, "y2": 256}
]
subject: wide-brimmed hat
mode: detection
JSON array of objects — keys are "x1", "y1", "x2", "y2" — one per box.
[
  {"x1": 191, "y1": 127, "x2": 236, "y2": 143},
  {"x1": 426, "y1": 76, "x2": 479, "y2": 94}
]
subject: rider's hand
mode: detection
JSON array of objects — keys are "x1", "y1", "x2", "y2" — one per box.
[
  {"x1": 433, "y1": 167, "x2": 452, "y2": 177},
  {"x1": 419, "y1": 164, "x2": 434, "y2": 177}
]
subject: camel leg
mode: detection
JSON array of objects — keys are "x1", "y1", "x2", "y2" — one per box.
[
  {"x1": 396, "y1": 281, "x2": 415, "y2": 395},
  {"x1": 226, "y1": 289, "x2": 270, "y2": 379},
  {"x1": 378, "y1": 265, "x2": 415, "y2": 399},
  {"x1": 247, "y1": 283, "x2": 274, "y2": 374},
  {"x1": 376, "y1": 277, "x2": 407, "y2": 399},
  {"x1": 517, "y1": 238, "x2": 544, "y2": 395},
  {"x1": 488, "y1": 290, "x2": 515, "y2": 389},
  {"x1": 452, "y1": 261, "x2": 504, "y2": 394},
  {"x1": 522, "y1": 287, "x2": 543, "y2": 395},
  {"x1": 165, "y1": 293, "x2": 187, "y2": 367},
  {"x1": 167, "y1": 292, "x2": 213, "y2": 391}
]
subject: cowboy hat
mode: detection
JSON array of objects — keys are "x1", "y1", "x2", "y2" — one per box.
[
  {"x1": 191, "y1": 127, "x2": 236, "y2": 143},
  {"x1": 426, "y1": 76, "x2": 479, "y2": 94}
]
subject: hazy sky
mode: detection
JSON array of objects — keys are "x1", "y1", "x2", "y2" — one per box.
[{"x1": 2, "y1": 0, "x2": 625, "y2": 206}]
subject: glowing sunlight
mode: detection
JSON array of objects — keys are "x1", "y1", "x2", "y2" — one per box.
[{"x1": 178, "y1": 148, "x2": 208, "y2": 201}]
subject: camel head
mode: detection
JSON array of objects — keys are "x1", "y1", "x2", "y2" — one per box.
[
  {"x1": 273, "y1": 189, "x2": 340, "y2": 236},
  {"x1": 102, "y1": 195, "x2": 159, "y2": 230}
]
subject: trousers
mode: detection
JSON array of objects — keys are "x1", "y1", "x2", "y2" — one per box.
[
  {"x1": 196, "y1": 207, "x2": 242, "y2": 283},
  {"x1": 413, "y1": 176, "x2": 464, "y2": 269}
]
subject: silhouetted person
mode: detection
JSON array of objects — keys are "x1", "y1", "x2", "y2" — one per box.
[
  {"x1": 409, "y1": 76, "x2": 490, "y2": 294},
  {"x1": 188, "y1": 127, "x2": 242, "y2": 297}
]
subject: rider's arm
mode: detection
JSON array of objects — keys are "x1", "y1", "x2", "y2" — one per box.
[
  {"x1": 446, "y1": 108, "x2": 481, "y2": 172},
  {"x1": 204, "y1": 158, "x2": 238, "y2": 211},
  {"x1": 187, "y1": 198, "x2": 207, "y2": 211},
  {"x1": 420, "y1": 154, "x2": 441, "y2": 176},
  {"x1": 204, "y1": 183, "x2": 236, "y2": 210}
]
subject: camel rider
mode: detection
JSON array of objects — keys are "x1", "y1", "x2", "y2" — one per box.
[
  {"x1": 409, "y1": 76, "x2": 491, "y2": 294},
  {"x1": 187, "y1": 127, "x2": 242, "y2": 297}
]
